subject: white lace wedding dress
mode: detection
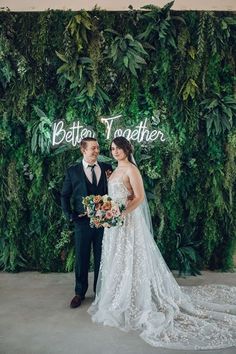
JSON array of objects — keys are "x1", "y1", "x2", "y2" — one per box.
[{"x1": 88, "y1": 175, "x2": 236, "y2": 350}]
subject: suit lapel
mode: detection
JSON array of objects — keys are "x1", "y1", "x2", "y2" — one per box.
[
  {"x1": 76, "y1": 162, "x2": 87, "y2": 194},
  {"x1": 98, "y1": 162, "x2": 108, "y2": 192},
  {"x1": 98, "y1": 162, "x2": 105, "y2": 185}
]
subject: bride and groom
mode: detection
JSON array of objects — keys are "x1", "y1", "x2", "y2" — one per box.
[{"x1": 61, "y1": 136, "x2": 236, "y2": 349}]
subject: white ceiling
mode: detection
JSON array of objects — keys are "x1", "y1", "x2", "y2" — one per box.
[{"x1": 0, "y1": 0, "x2": 236, "y2": 11}]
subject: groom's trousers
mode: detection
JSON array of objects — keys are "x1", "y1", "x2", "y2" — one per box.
[{"x1": 74, "y1": 218, "x2": 103, "y2": 297}]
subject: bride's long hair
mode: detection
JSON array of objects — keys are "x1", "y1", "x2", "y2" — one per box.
[{"x1": 110, "y1": 137, "x2": 135, "y2": 165}]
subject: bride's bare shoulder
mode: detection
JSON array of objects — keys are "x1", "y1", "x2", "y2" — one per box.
[{"x1": 127, "y1": 163, "x2": 141, "y2": 176}]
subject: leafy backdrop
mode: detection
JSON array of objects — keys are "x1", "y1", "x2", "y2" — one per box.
[{"x1": 0, "y1": 2, "x2": 236, "y2": 275}]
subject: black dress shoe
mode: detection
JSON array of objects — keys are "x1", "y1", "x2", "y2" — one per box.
[{"x1": 70, "y1": 295, "x2": 84, "y2": 308}]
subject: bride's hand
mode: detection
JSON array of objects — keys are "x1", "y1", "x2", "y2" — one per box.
[
  {"x1": 121, "y1": 210, "x2": 127, "y2": 218},
  {"x1": 105, "y1": 169, "x2": 113, "y2": 180}
]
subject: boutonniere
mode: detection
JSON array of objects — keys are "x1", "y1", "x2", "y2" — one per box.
[{"x1": 105, "y1": 169, "x2": 112, "y2": 180}]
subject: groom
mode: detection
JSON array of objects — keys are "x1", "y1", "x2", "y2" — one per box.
[{"x1": 61, "y1": 137, "x2": 112, "y2": 308}]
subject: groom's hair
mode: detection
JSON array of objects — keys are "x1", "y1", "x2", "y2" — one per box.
[{"x1": 80, "y1": 137, "x2": 98, "y2": 150}]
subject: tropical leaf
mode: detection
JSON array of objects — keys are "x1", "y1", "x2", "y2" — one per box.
[
  {"x1": 104, "y1": 30, "x2": 148, "y2": 77},
  {"x1": 29, "y1": 107, "x2": 52, "y2": 155},
  {"x1": 138, "y1": 2, "x2": 180, "y2": 49},
  {"x1": 200, "y1": 94, "x2": 236, "y2": 136},
  {"x1": 176, "y1": 234, "x2": 201, "y2": 276}
]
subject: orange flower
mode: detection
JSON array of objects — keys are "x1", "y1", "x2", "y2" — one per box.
[
  {"x1": 101, "y1": 201, "x2": 112, "y2": 211},
  {"x1": 93, "y1": 195, "x2": 102, "y2": 203}
]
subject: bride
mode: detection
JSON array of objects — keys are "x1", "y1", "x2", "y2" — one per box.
[{"x1": 88, "y1": 136, "x2": 236, "y2": 350}]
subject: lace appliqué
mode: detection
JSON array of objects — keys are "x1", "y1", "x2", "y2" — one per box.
[{"x1": 88, "y1": 176, "x2": 236, "y2": 350}]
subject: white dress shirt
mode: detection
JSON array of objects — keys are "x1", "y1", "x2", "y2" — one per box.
[{"x1": 82, "y1": 159, "x2": 101, "y2": 185}]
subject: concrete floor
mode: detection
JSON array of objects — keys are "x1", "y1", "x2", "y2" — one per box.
[{"x1": 0, "y1": 271, "x2": 236, "y2": 354}]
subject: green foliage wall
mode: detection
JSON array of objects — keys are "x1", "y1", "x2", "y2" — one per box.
[{"x1": 0, "y1": 3, "x2": 236, "y2": 274}]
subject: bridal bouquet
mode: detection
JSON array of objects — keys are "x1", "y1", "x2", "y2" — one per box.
[{"x1": 82, "y1": 194, "x2": 126, "y2": 228}]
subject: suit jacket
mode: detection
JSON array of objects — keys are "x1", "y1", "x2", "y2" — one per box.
[{"x1": 61, "y1": 161, "x2": 112, "y2": 222}]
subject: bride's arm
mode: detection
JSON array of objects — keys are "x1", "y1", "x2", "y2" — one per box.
[{"x1": 123, "y1": 166, "x2": 144, "y2": 215}]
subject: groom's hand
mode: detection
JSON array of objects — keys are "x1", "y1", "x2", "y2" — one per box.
[
  {"x1": 70, "y1": 212, "x2": 86, "y2": 222},
  {"x1": 127, "y1": 191, "x2": 134, "y2": 201},
  {"x1": 78, "y1": 212, "x2": 87, "y2": 217}
]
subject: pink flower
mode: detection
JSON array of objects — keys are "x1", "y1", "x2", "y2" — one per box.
[
  {"x1": 111, "y1": 206, "x2": 120, "y2": 216},
  {"x1": 105, "y1": 211, "x2": 113, "y2": 219}
]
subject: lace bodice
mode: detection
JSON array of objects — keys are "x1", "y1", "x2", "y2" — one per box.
[{"x1": 108, "y1": 173, "x2": 131, "y2": 204}]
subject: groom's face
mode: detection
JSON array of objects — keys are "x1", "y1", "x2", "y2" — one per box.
[{"x1": 82, "y1": 140, "x2": 100, "y2": 163}]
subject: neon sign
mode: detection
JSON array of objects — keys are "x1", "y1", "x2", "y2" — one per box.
[
  {"x1": 52, "y1": 120, "x2": 96, "y2": 147},
  {"x1": 52, "y1": 115, "x2": 165, "y2": 147},
  {"x1": 100, "y1": 115, "x2": 165, "y2": 142}
]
